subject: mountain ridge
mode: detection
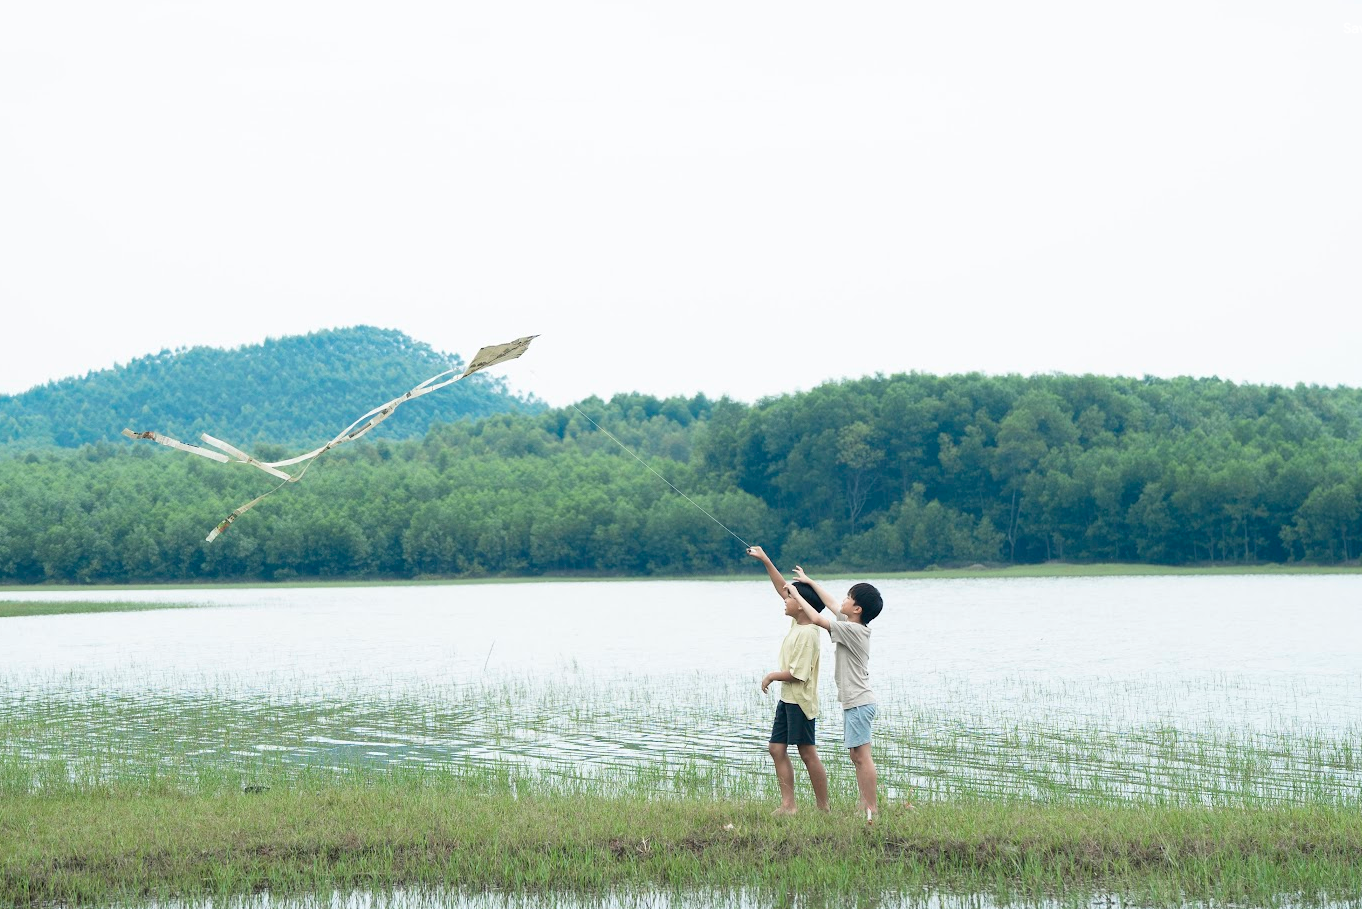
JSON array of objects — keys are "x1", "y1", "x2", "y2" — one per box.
[{"x1": 0, "y1": 326, "x2": 543, "y2": 451}]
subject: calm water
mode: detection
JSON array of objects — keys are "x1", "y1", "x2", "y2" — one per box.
[
  {"x1": 2, "y1": 575, "x2": 1361, "y2": 803},
  {"x1": 4, "y1": 574, "x2": 1359, "y2": 685}
]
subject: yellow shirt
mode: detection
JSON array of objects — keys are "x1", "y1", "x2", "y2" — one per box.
[{"x1": 778, "y1": 618, "x2": 822, "y2": 719}]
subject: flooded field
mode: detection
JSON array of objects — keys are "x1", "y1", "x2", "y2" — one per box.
[
  {"x1": 5, "y1": 575, "x2": 1362, "y2": 909},
  {"x1": 2, "y1": 575, "x2": 1360, "y2": 805}
]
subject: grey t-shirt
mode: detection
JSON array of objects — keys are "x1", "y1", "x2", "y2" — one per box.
[{"x1": 827, "y1": 613, "x2": 875, "y2": 709}]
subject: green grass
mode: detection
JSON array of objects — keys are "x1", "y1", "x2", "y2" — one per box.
[
  {"x1": 3, "y1": 773, "x2": 1361, "y2": 907},
  {"x1": 0, "y1": 600, "x2": 201, "y2": 618},
  {"x1": 3, "y1": 671, "x2": 1360, "y2": 906},
  {"x1": 2, "y1": 561, "x2": 1359, "y2": 594},
  {"x1": 8, "y1": 673, "x2": 1358, "y2": 809},
  {"x1": 876, "y1": 562, "x2": 1362, "y2": 579}
]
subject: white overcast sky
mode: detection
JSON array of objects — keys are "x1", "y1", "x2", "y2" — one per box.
[{"x1": 1, "y1": 2, "x2": 1359, "y2": 407}]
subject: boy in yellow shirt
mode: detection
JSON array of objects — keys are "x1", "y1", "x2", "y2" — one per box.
[{"x1": 747, "y1": 545, "x2": 829, "y2": 815}]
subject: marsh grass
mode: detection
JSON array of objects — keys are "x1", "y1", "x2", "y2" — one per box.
[
  {"x1": 6, "y1": 671, "x2": 1356, "y2": 808},
  {"x1": 2, "y1": 672, "x2": 1361, "y2": 906},
  {"x1": 4, "y1": 771, "x2": 1361, "y2": 908},
  {"x1": 0, "y1": 600, "x2": 201, "y2": 618}
]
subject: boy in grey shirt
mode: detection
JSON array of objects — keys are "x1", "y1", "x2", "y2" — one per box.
[{"x1": 787, "y1": 566, "x2": 884, "y2": 820}]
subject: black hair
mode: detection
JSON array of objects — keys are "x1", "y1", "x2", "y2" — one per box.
[
  {"x1": 792, "y1": 580, "x2": 825, "y2": 612},
  {"x1": 849, "y1": 582, "x2": 882, "y2": 624}
]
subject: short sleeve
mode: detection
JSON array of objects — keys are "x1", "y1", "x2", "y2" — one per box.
[
  {"x1": 828, "y1": 618, "x2": 868, "y2": 661},
  {"x1": 786, "y1": 629, "x2": 816, "y2": 682}
]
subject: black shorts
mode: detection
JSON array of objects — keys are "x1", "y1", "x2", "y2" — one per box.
[{"x1": 769, "y1": 700, "x2": 816, "y2": 746}]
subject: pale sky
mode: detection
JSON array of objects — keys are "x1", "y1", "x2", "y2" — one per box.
[{"x1": 2, "y1": 2, "x2": 1359, "y2": 408}]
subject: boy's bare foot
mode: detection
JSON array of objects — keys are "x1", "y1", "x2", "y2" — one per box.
[{"x1": 772, "y1": 806, "x2": 797, "y2": 817}]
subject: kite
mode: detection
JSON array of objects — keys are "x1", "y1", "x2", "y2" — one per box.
[{"x1": 123, "y1": 335, "x2": 537, "y2": 542}]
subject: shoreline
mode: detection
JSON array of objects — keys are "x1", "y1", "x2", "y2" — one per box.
[
  {"x1": 3, "y1": 561, "x2": 1361, "y2": 595},
  {"x1": 4, "y1": 784, "x2": 1360, "y2": 907},
  {"x1": 0, "y1": 600, "x2": 203, "y2": 618}
]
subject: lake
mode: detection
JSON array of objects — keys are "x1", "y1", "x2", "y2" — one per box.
[{"x1": 2, "y1": 574, "x2": 1360, "y2": 803}]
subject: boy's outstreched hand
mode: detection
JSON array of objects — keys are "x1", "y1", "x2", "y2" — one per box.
[
  {"x1": 749, "y1": 544, "x2": 794, "y2": 600},
  {"x1": 792, "y1": 566, "x2": 841, "y2": 616}
]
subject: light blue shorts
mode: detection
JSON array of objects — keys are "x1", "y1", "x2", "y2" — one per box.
[{"x1": 843, "y1": 703, "x2": 878, "y2": 749}]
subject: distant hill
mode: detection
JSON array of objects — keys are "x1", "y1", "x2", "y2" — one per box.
[{"x1": 0, "y1": 327, "x2": 544, "y2": 451}]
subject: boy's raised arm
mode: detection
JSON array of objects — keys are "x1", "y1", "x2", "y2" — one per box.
[
  {"x1": 786, "y1": 582, "x2": 832, "y2": 631},
  {"x1": 746, "y1": 546, "x2": 788, "y2": 599},
  {"x1": 793, "y1": 565, "x2": 843, "y2": 618}
]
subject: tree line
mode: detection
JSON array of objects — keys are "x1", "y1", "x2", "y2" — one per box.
[{"x1": 2, "y1": 374, "x2": 1360, "y2": 584}]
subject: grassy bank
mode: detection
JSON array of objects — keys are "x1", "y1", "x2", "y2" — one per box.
[
  {"x1": 5, "y1": 653, "x2": 1359, "y2": 906},
  {"x1": 876, "y1": 562, "x2": 1362, "y2": 579},
  {"x1": 0, "y1": 600, "x2": 201, "y2": 619},
  {"x1": 3, "y1": 673, "x2": 1361, "y2": 907},
  {"x1": 3, "y1": 561, "x2": 1361, "y2": 594},
  {"x1": 4, "y1": 776, "x2": 1362, "y2": 907}
]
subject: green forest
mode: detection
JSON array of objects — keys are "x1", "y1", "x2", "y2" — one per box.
[
  {"x1": 2, "y1": 356, "x2": 1361, "y2": 583},
  {"x1": 0, "y1": 326, "x2": 540, "y2": 451}
]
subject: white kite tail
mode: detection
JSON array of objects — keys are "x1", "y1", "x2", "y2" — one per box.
[
  {"x1": 124, "y1": 334, "x2": 538, "y2": 542},
  {"x1": 121, "y1": 429, "x2": 231, "y2": 464}
]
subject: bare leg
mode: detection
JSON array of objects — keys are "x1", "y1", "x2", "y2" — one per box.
[
  {"x1": 797, "y1": 744, "x2": 830, "y2": 811},
  {"x1": 849, "y1": 743, "x2": 877, "y2": 818},
  {"x1": 768, "y1": 742, "x2": 797, "y2": 814}
]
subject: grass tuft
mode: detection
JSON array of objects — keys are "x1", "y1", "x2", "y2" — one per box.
[{"x1": 0, "y1": 600, "x2": 200, "y2": 618}]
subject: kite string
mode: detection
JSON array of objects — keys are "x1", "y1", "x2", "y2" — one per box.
[{"x1": 566, "y1": 401, "x2": 751, "y2": 550}]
